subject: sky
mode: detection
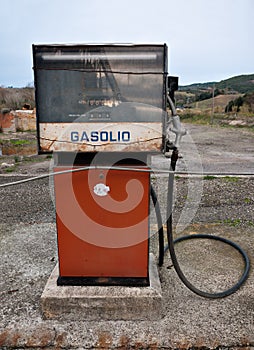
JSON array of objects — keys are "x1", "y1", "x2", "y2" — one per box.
[{"x1": 0, "y1": 0, "x2": 253, "y2": 87}]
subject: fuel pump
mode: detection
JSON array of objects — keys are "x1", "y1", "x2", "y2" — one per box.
[
  {"x1": 33, "y1": 43, "x2": 249, "y2": 296},
  {"x1": 33, "y1": 43, "x2": 169, "y2": 286}
]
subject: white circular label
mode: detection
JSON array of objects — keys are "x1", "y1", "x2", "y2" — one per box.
[{"x1": 93, "y1": 183, "x2": 110, "y2": 196}]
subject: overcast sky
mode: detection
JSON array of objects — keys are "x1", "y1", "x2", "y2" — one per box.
[{"x1": 0, "y1": 0, "x2": 253, "y2": 87}]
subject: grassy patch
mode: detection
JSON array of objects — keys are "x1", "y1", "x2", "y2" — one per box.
[
  {"x1": 180, "y1": 113, "x2": 211, "y2": 125},
  {"x1": 4, "y1": 166, "x2": 16, "y2": 173},
  {"x1": 19, "y1": 155, "x2": 51, "y2": 163},
  {"x1": 244, "y1": 198, "x2": 251, "y2": 204},
  {"x1": 203, "y1": 175, "x2": 216, "y2": 180},
  {"x1": 9, "y1": 139, "x2": 33, "y2": 146},
  {"x1": 223, "y1": 218, "x2": 241, "y2": 227},
  {"x1": 179, "y1": 112, "x2": 254, "y2": 131},
  {"x1": 222, "y1": 176, "x2": 239, "y2": 182}
]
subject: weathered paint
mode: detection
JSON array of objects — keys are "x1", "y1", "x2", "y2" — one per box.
[
  {"x1": 54, "y1": 167, "x2": 149, "y2": 277},
  {"x1": 0, "y1": 112, "x2": 16, "y2": 133},
  {"x1": 39, "y1": 122, "x2": 162, "y2": 152}
]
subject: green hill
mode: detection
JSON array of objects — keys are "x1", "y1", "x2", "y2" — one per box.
[
  {"x1": 180, "y1": 74, "x2": 254, "y2": 94},
  {"x1": 216, "y1": 74, "x2": 254, "y2": 93}
]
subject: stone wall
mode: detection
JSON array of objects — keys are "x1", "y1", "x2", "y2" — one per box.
[
  {"x1": 0, "y1": 110, "x2": 36, "y2": 133},
  {"x1": 15, "y1": 110, "x2": 36, "y2": 131}
]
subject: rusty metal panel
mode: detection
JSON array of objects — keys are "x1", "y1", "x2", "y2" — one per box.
[{"x1": 39, "y1": 122, "x2": 162, "y2": 152}]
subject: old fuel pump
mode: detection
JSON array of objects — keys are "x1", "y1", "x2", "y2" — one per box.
[
  {"x1": 33, "y1": 43, "x2": 171, "y2": 286},
  {"x1": 33, "y1": 43, "x2": 250, "y2": 297}
]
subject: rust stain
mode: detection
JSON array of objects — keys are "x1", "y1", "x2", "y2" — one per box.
[
  {"x1": 133, "y1": 339, "x2": 159, "y2": 349},
  {"x1": 97, "y1": 332, "x2": 112, "y2": 349},
  {"x1": 240, "y1": 336, "x2": 251, "y2": 348},
  {"x1": 39, "y1": 122, "x2": 162, "y2": 152},
  {"x1": 42, "y1": 309, "x2": 57, "y2": 319},
  {"x1": 55, "y1": 332, "x2": 68, "y2": 349},
  {"x1": 0, "y1": 330, "x2": 9, "y2": 347},
  {"x1": 25, "y1": 328, "x2": 55, "y2": 348},
  {"x1": 149, "y1": 339, "x2": 159, "y2": 349},
  {"x1": 134, "y1": 341, "x2": 147, "y2": 349},
  {"x1": 0, "y1": 112, "x2": 14, "y2": 129},
  {"x1": 174, "y1": 339, "x2": 193, "y2": 349},
  {"x1": 10, "y1": 332, "x2": 22, "y2": 348},
  {"x1": 0, "y1": 329, "x2": 22, "y2": 348},
  {"x1": 119, "y1": 335, "x2": 130, "y2": 349},
  {"x1": 40, "y1": 138, "x2": 162, "y2": 153}
]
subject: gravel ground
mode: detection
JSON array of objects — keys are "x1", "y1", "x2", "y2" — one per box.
[
  {"x1": 0, "y1": 174, "x2": 253, "y2": 230},
  {"x1": 0, "y1": 124, "x2": 254, "y2": 349}
]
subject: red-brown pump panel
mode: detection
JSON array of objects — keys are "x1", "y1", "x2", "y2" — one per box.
[{"x1": 54, "y1": 166, "x2": 150, "y2": 285}]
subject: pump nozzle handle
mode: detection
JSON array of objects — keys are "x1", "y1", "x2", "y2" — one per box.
[{"x1": 166, "y1": 96, "x2": 186, "y2": 149}]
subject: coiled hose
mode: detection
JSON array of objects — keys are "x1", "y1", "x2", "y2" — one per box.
[{"x1": 150, "y1": 148, "x2": 250, "y2": 298}]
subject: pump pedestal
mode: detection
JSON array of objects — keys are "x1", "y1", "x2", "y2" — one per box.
[{"x1": 40, "y1": 253, "x2": 162, "y2": 321}]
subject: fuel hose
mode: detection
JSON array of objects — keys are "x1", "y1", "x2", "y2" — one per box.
[
  {"x1": 151, "y1": 148, "x2": 250, "y2": 298},
  {"x1": 150, "y1": 185, "x2": 164, "y2": 266}
]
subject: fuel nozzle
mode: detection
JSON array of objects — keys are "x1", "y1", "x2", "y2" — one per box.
[{"x1": 165, "y1": 95, "x2": 186, "y2": 150}]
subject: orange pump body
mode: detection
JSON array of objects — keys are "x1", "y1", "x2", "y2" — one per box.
[{"x1": 54, "y1": 167, "x2": 150, "y2": 283}]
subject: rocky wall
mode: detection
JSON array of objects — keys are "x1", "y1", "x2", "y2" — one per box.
[{"x1": 0, "y1": 110, "x2": 36, "y2": 133}]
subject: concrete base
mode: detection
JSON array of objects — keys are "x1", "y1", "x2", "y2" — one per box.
[{"x1": 40, "y1": 253, "x2": 162, "y2": 321}]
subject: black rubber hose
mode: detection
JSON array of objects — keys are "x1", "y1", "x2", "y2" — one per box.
[
  {"x1": 149, "y1": 148, "x2": 250, "y2": 297},
  {"x1": 165, "y1": 159, "x2": 250, "y2": 298},
  {"x1": 150, "y1": 185, "x2": 164, "y2": 266},
  {"x1": 173, "y1": 234, "x2": 250, "y2": 296}
]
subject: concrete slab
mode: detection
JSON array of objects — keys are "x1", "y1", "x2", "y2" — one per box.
[{"x1": 40, "y1": 253, "x2": 162, "y2": 321}]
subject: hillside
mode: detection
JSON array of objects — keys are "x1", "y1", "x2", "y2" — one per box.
[
  {"x1": 180, "y1": 74, "x2": 254, "y2": 94},
  {"x1": 193, "y1": 94, "x2": 242, "y2": 111},
  {"x1": 216, "y1": 75, "x2": 254, "y2": 93},
  {"x1": 176, "y1": 91, "x2": 254, "y2": 117},
  {"x1": 176, "y1": 74, "x2": 254, "y2": 114}
]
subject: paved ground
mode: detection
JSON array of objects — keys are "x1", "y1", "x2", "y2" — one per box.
[{"x1": 0, "y1": 124, "x2": 254, "y2": 349}]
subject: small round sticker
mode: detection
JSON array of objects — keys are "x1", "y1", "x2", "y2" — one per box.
[{"x1": 93, "y1": 183, "x2": 110, "y2": 196}]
